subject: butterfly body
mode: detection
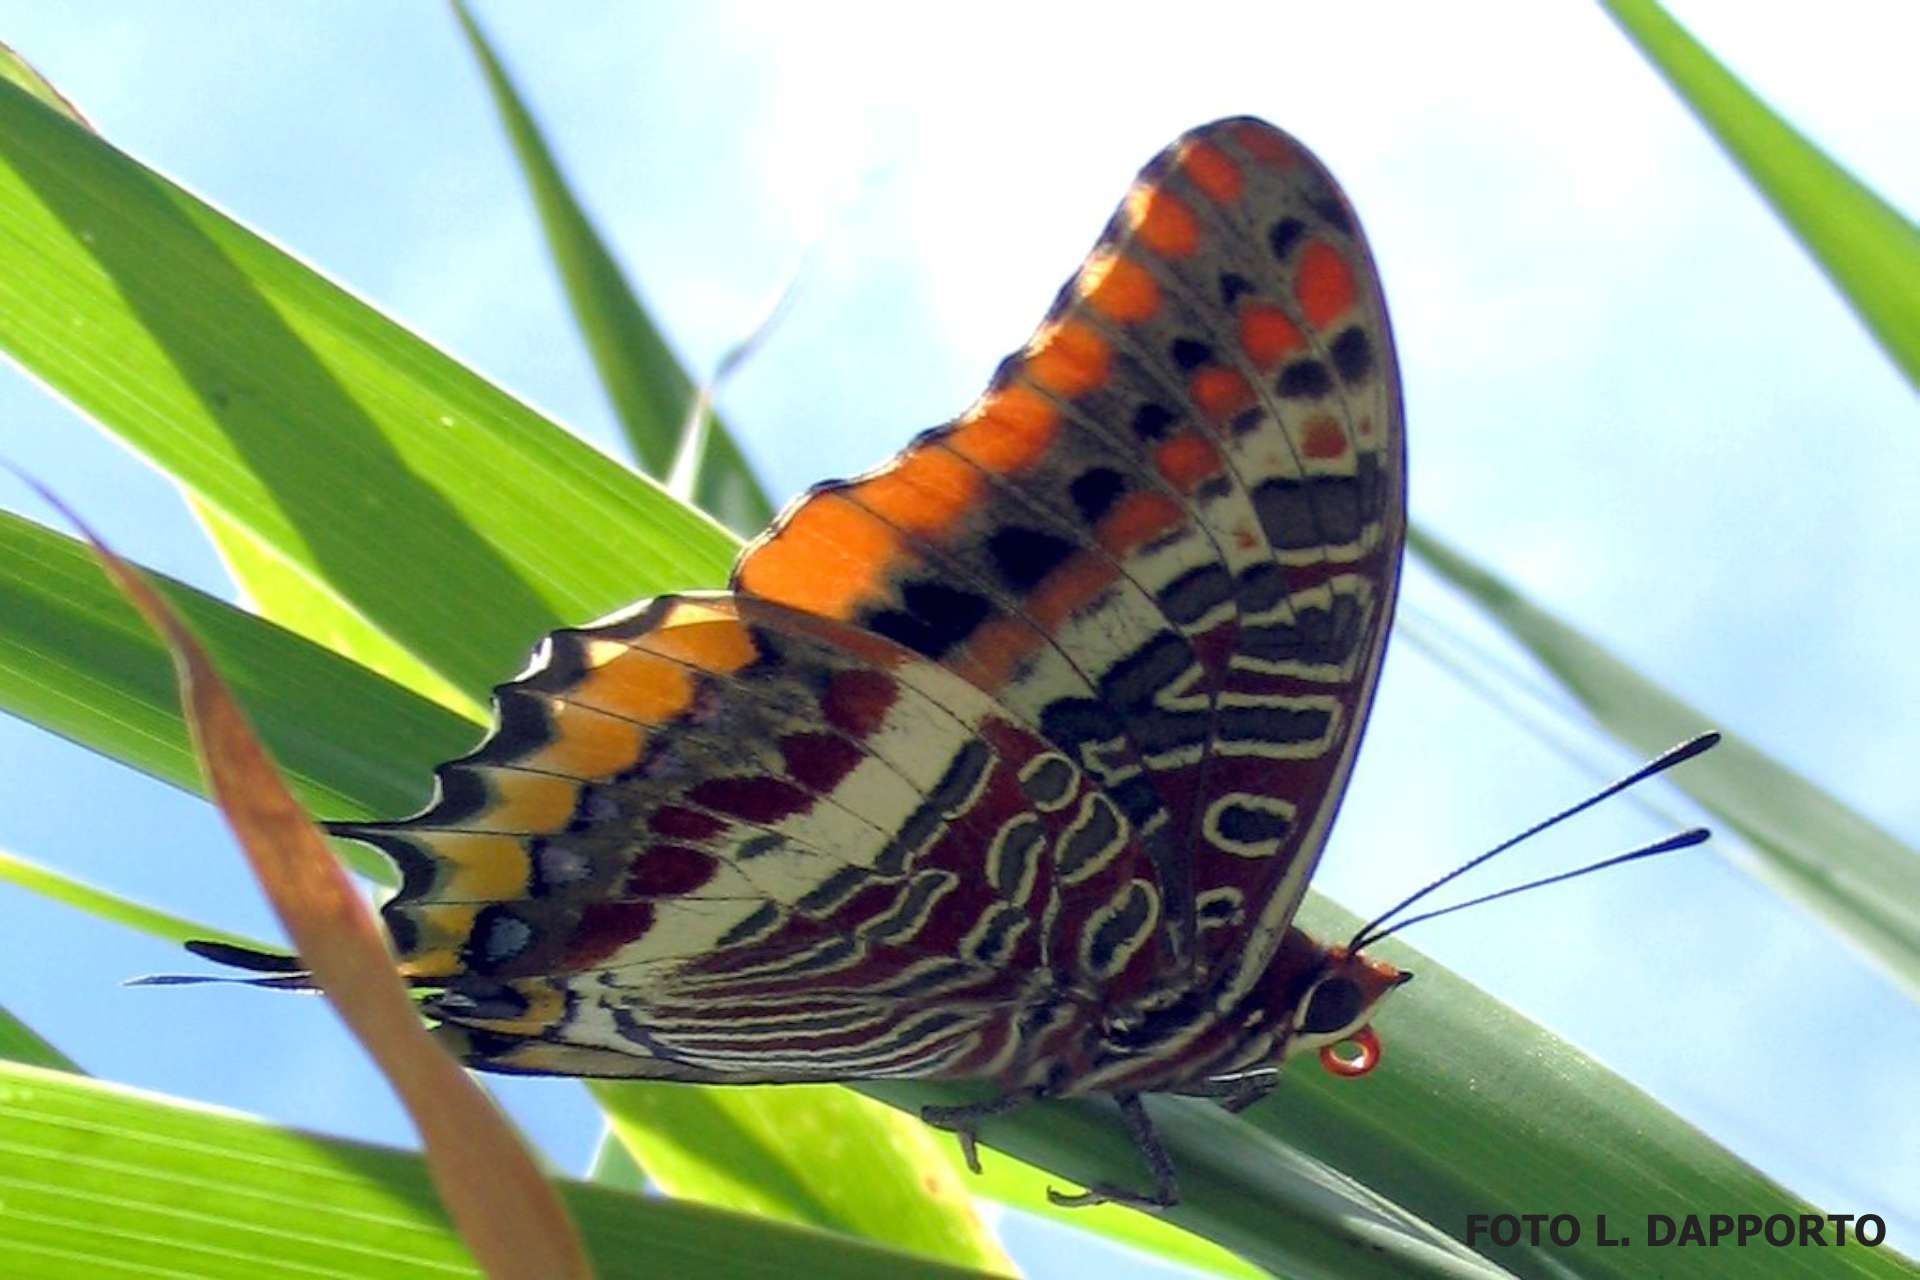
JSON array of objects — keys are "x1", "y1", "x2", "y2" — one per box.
[{"x1": 337, "y1": 116, "x2": 1408, "y2": 1206}]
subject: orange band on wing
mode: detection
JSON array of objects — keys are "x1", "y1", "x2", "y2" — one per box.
[
  {"x1": 1080, "y1": 253, "x2": 1161, "y2": 324},
  {"x1": 573, "y1": 645, "x2": 696, "y2": 722},
  {"x1": 1025, "y1": 321, "x2": 1111, "y2": 397},
  {"x1": 848, "y1": 446, "x2": 983, "y2": 538},
  {"x1": 642, "y1": 616, "x2": 759, "y2": 676},
  {"x1": 419, "y1": 833, "x2": 533, "y2": 901},
  {"x1": 1127, "y1": 186, "x2": 1200, "y2": 258},
  {"x1": 479, "y1": 772, "x2": 580, "y2": 834},
  {"x1": 516, "y1": 701, "x2": 647, "y2": 779},
  {"x1": 949, "y1": 387, "x2": 1060, "y2": 474},
  {"x1": 739, "y1": 494, "x2": 909, "y2": 618}
]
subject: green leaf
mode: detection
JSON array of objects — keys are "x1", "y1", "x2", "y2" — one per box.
[
  {"x1": 0, "y1": 1006, "x2": 76, "y2": 1072},
  {"x1": 0, "y1": 510, "x2": 479, "y2": 877},
  {"x1": 938, "y1": 1145, "x2": 1261, "y2": 1280},
  {"x1": 592, "y1": 1082, "x2": 1015, "y2": 1274},
  {"x1": 192, "y1": 495, "x2": 486, "y2": 722},
  {"x1": 0, "y1": 845, "x2": 265, "y2": 955},
  {"x1": 1411, "y1": 524, "x2": 1920, "y2": 1000},
  {"x1": 0, "y1": 1061, "x2": 994, "y2": 1280},
  {"x1": 0, "y1": 38, "x2": 88, "y2": 125},
  {"x1": 585, "y1": 1128, "x2": 648, "y2": 1193},
  {"x1": 1603, "y1": 0, "x2": 1920, "y2": 389},
  {"x1": 0, "y1": 75, "x2": 737, "y2": 708},
  {"x1": 451, "y1": 1, "x2": 775, "y2": 535}
]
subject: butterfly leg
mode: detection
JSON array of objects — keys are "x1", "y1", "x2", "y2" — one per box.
[
  {"x1": 1045, "y1": 1092, "x2": 1179, "y2": 1211},
  {"x1": 1217, "y1": 1078, "x2": 1276, "y2": 1114},
  {"x1": 920, "y1": 1088, "x2": 1042, "y2": 1175}
]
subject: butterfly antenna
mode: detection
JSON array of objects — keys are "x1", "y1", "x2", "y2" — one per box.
[
  {"x1": 1356, "y1": 828, "x2": 1708, "y2": 946},
  {"x1": 1348, "y1": 731, "x2": 1720, "y2": 952}
]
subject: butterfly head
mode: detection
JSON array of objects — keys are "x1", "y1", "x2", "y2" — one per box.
[{"x1": 1283, "y1": 941, "x2": 1412, "y2": 1078}]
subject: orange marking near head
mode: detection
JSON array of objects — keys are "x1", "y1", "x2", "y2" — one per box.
[
  {"x1": 1296, "y1": 241, "x2": 1357, "y2": 329},
  {"x1": 1180, "y1": 140, "x2": 1244, "y2": 203},
  {"x1": 1301, "y1": 415, "x2": 1348, "y2": 460},
  {"x1": 1098, "y1": 491, "x2": 1183, "y2": 555},
  {"x1": 575, "y1": 645, "x2": 694, "y2": 722},
  {"x1": 1025, "y1": 321, "x2": 1110, "y2": 397},
  {"x1": 1127, "y1": 185, "x2": 1200, "y2": 258},
  {"x1": 1155, "y1": 431, "x2": 1224, "y2": 491},
  {"x1": 1229, "y1": 121, "x2": 1298, "y2": 169},
  {"x1": 1080, "y1": 253, "x2": 1160, "y2": 324},
  {"x1": 646, "y1": 617, "x2": 758, "y2": 675},
  {"x1": 949, "y1": 386, "x2": 1060, "y2": 474},
  {"x1": 423, "y1": 833, "x2": 531, "y2": 901},
  {"x1": 481, "y1": 771, "x2": 580, "y2": 834},
  {"x1": 1188, "y1": 367, "x2": 1255, "y2": 423},
  {"x1": 738, "y1": 494, "x2": 907, "y2": 617},
  {"x1": 849, "y1": 447, "x2": 982, "y2": 538},
  {"x1": 1239, "y1": 303, "x2": 1306, "y2": 367},
  {"x1": 519, "y1": 700, "x2": 646, "y2": 780}
]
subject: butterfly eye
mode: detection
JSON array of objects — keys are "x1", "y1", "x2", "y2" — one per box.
[{"x1": 1299, "y1": 976, "x2": 1364, "y2": 1035}]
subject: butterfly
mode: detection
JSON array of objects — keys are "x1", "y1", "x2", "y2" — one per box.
[{"x1": 334, "y1": 116, "x2": 1407, "y2": 1210}]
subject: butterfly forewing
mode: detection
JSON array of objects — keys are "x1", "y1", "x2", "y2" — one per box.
[{"x1": 346, "y1": 117, "x2": 1404, "y2": 1090}]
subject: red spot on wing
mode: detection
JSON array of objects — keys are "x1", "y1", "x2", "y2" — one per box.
[
  {"x1": 688, "y1": 776, "x2": 813, "y2": 824},
  {"x1": 1180, "y1": 140, "x2": 1243, "y2": 203},
  {"x1": 1229, "y1": 120, "x2": 1298, "y2": 169},
  {"x1": 1189, "y1": 367, "x2": 1256, "y2": 423},
  {"x1": 1239, "y1": 303, "x2": 1305, "y2": 367},
  {"x1": 781, "y1": 731, "x2": 864, "y2": 792},
  {"x1": 649, "y1": 806, "x2": 725, "y2": 841},
  {"x1": 1296, "y1": 241, "x2": 1357, "y2": 329},
  {"x1": 1098, "y1": 492, "x2": 1184, "y2": 555},
  {"x1": 566, "y1": 901, "x2": 654, "y2": 968},
  {"x1": 1302, "y1": 416, "x2": 1348, "y2": 460},
  {"x1": 1155, "y1": 432, "x2": 1224, "y2": 491},
  {"x1": 821, "y1": 668, "x2": 897, "y2": 737},
  {"x1": 626, "y1": 845, "x2": 719, "y2": 896}
]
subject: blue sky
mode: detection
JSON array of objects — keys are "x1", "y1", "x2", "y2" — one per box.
[{"x1": 0, "y1": 2, "x2": 1915, "y2": 1273}]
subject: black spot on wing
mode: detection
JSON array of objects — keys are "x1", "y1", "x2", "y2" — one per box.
[
  {"x1": 1070, "y1": 468, "x2": 1126, "y2": 523},
  {"x1": 1330, "y1": 326, "x2": 1372, "y2": 385},
  {"x1": 1132, "y1": 402, "x2": 1177, "y2": 441},
  {"x1": 987, "y1": 526, "x2": 1076, "y2": 592},
  {"x1": 1219, "y1": 272, "x2": 1256, "y2": 306},
  {"x1": 1268, "y1": 217, "x2": 1306, "y2": 261},
  {"x1": 1276, "y1": 360, "x2": 1333, "y2": 400},
  {"x1": 866, "y1": 580, "x2": 993, "y2": 659},
  {"x1": 1170, "y1": 338, "x2": 1213, "y2": 371}
]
